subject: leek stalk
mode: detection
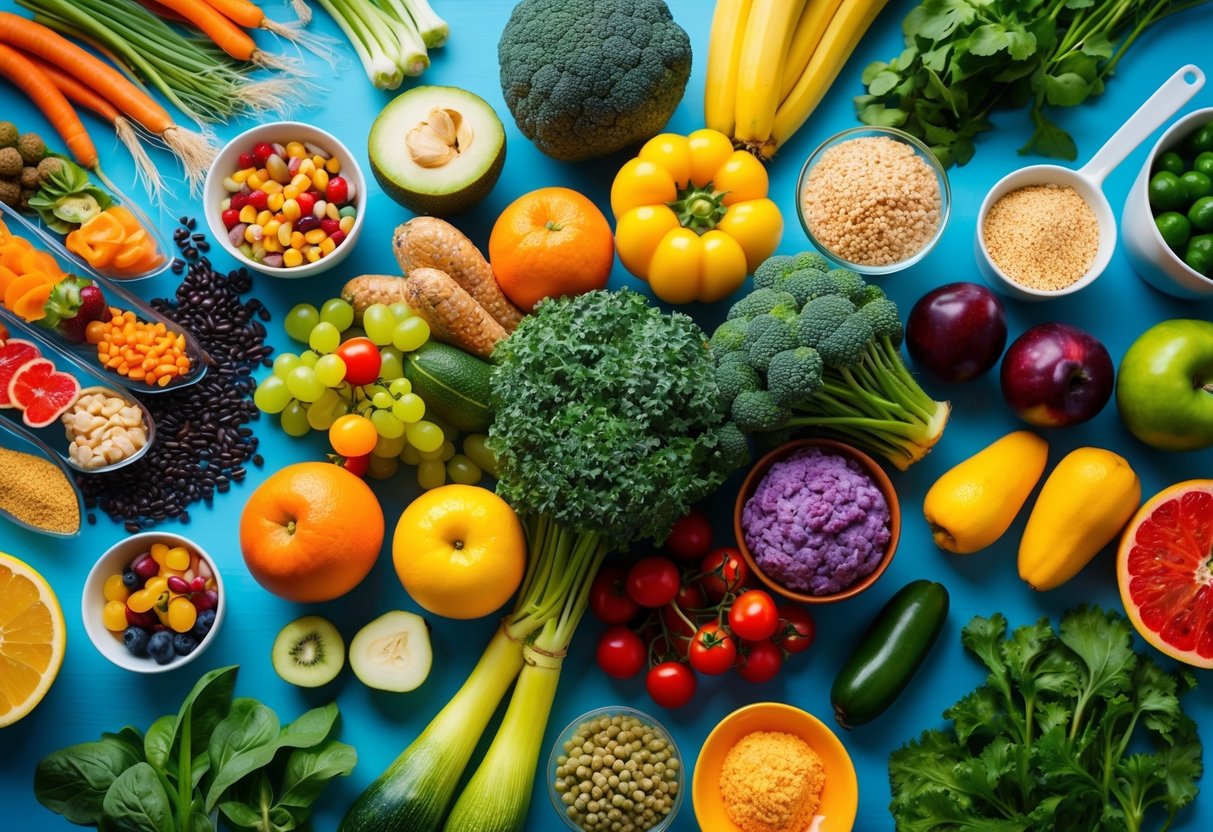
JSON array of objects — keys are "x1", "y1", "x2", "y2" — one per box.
[
  {"x1": 400, "y1": 0, "x2": 449, "y2": 47},
  {"x1": 314, "y1": 0, "x2": 429, "y2": 89}
]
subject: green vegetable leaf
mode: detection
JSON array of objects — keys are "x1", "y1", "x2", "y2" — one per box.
[
  {"x1": 868, "y1": 69, "x2": 904, "y2": 96},
  {"x1": 145, "y1": 715, "x2": 177, "y2": 770},
  {"x1": 276, "y1": 739, "x2": 357, "y2": 812},
  {"x1": 1045, "y1": 72, "x2": 1092, "y2": 107},
  {"x1": 1020, "y1": 109, "x2": 1078, "y2": 159},
  {"x1": 1058, "y1": 606, "x2": 1136, "y2": 708},
  {"x1": 102, "y1": 762, "x2": 175, "y2": 832},
  {"x1": 205, "y1": 698, "x2": 281, "y2": 811},
  {"x1": 173, "y1": 665, "x2": 238, "y2": 762},
  {"x1": 276, "y1": 702, "x2": 339, "y2": 750},
  {"x1": 905, "y1": 0, "x2": 978, "y2": 43},
  {"x1": 27, "y1": 160, "x2": 112, "y2": 234},
  {"x1": 945, "y1": 685, "x2": 1003, "y2": 744},
  {"x1": 968, "y1": 22, "x2": 1037, "y2": 60},
  {"x1": 861, "y1": 60, "x2": 890, "y2": 84},
  {"x1": 1161, "y1": 718, "x2": 1203, "y2": 814},
  {"x1": 219, "y1": 801, "x2": 262, "y2": 829},
  {"x1": 34, "y1": 737, "x2": 143, "y2": 825},
  {"x1": 1079, "y1": 31, "x2": 1114, "y2": 58},
  {"x1": 856, "y1": 99, "x2": 909, "y2": 127}
]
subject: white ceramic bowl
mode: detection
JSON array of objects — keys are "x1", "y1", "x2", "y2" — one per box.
[
  {"x1": 203, "y1": 122, "x2": 367, "y2": 278},
  {"x1": 1123, "y1": 107, "x2": 1213, "y2": 298},
  {"x1": 82, "y1": 532, "x2": 225, "y2": 673}
]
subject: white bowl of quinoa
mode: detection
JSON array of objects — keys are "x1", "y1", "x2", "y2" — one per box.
[{"x1": 796, "y1": 127, "x2": 950, "y2": 275}]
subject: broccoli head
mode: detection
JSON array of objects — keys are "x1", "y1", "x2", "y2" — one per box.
[
  {"x1": 727, "y1": 288, "x2": 797, "y2": 321},
  {"x1": 858, "y1": 297, "x2": 904, "y2": 346},
  {"x1": 767, "y1": 347, "x2": 823, "y2": 406},
  {"x1": 744, "y1": 308, "x2": 799, "y2": 372},
  {"x1": 797, "y1": 294, "x2": 856, "y2": 349},
  {"x1": 709, "y1": 317, "x2": 749, "y2": 353},
  {"x1": 778, "y1": 269, "x2": 838, "y2": 307},
  {"x1": 713, "y1": 421, "x2": 752, "y2": 470},
  {"x1": 715, "y1": 355, "x2": 761, "y2": 409},
  {"x1": 816, "y1": 312, "x2": 874, "y2": 369},
  {"x1": 498, "y1": 0, "x2": 691, "y2": 162},
  {"x1": 852, "y1": 283, "x2": 886, "y2": 307},
  {"x1": 731, "y1": 389, "x2": 789, "y2": 433},
  {"x1": 752, "y1": 251, "x2": 830, "y2": 290},
  {"x1": 827, "y1": 268, "x2": 866, "y2": 302}
]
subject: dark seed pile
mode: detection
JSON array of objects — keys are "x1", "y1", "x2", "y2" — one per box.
[{"x1": 76, "y1": 219, "x2": 273, "y2": 532}]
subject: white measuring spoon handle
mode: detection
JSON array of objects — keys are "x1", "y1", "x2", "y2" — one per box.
[{"x1": 1079, "y1": 64, "x2": 1205, "y2": 185}]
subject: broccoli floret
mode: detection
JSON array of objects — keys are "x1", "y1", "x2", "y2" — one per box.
[
  {"x1": 710, "y1": 317, "x2": 749, "y2": 353},
  {"x1": 858, "y1": 297, "x2": 904, "y2": 346},
  {"x1": 497, "y1": 0, "x2": 692, "y2": 162},
  {"x1": 789, "y1": 251, "x2": 830, "y2": 272},
  {"x1": 727, "y1": 288, "x2": 797, "y2": 321},
  {"x1": 732, "y1": 389, "x2": 789, "y2": 432},
  {"x1": 713, "y1": 421, "x2": 751, "y2": 470},
  {"x1": 745, "y1": 307, "x2": 799, "y2": 372},
  {"x1": 767, "y1": 347, "x2": 823, "y2": 406},
  {"x1": 715, "y1": 357, "x2": 761, "y2": 409},
  {"x1": 753, "y1": 255, "x2": 794, "y2": 290},
  {"x1": 827, "y1": 268, "x2": 866, "y2": 302},
  {"x1": 816, "y1": 313, "x2": 874, "y2": 369},
  {"x1": 778, "y1": 269, "x2": 839, "y2": 307},
  {"x1": 853, "y1": 283, "x2": 886, "y2": 307},
  {"x1": 797, "y1": 294, "x2": 856, "y2": 349}
]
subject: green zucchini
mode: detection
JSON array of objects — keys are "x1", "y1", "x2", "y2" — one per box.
[{"x1": 830, "y1": 579, "x2": 949, "y2": 729}]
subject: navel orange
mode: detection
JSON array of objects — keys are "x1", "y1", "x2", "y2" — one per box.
[
  {"x1": 0, "y1": 551, "x2": 65, "y2": 727},
  {"x1": 240, "y1": 462, "x2": 385, "y2": 603}
]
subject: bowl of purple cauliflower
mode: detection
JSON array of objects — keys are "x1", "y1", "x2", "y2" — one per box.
[{"x1": 733, "y1": 439, "x2": 900, "y2": 604}]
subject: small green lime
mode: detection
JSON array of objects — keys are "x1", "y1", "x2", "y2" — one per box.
[
  {"x1": 1195, "y1": 152, "x2": 1213, "y2": 178},
  {"x1": 1185, "y1": 245, "x2": 1212, "y2": 277},
  {"x1": 1155, "y1": 212, "x2": 1191, "y2": 251},
  {"x1": 1189, "y1": 233, "x2": 1213, "y2": 257},
  {"x1": 1190, "y1": 197, "x2": 1213, "y2": 232},
  {"x1": 1149, "y1": 171, "x2": 1188, "y2": 212},
  {"x1": 1188, "y1": 123, "x2": 1213, "y2": 155},
  {"x1": 1180, "y1": 171, "x2": 1213, "y2": 202},
  {"x1": 1157, "y1": 151, "x2": 1186, "y2": 176}
]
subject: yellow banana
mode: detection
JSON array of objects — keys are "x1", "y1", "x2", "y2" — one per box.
[
  {"x1": 733, "y1": 0, "x2": 806, "y2": 146},
  {"x1": 769, "y1": 0, "x2": 890, "y2": 158},
  {"x1": 704, "y1": 0, "x2": 753, "y2": 137},
  {"x1": 778, "y1": 0, "x2": 846, "y2": 105}
]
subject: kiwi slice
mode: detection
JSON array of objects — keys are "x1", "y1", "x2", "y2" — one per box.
[{"x1": 271, "y1": 615, "x2": 345, "y2": 688}]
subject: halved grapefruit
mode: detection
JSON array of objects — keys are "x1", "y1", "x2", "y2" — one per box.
[
  {"x1": 8, "y1": 358, "x2": 80, "y2": 428},
  {"x1": 0, "y1": 551, "x2": 66, "y2": 727},
  {"x1": 1118, "y1": 480, "x2": 1213, "y2": 668},
  {"x1": 0, "y1": 338, "x2": 40, "y2": 408}
]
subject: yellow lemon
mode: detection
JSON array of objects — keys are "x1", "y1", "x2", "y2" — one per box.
[{"x1": 0, "y1": 551, "x2": 66, "y2": 727}]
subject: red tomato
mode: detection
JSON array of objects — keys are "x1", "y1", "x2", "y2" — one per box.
[
  {"x1": 728, "y1": 589, "x2": 779, "y2": 641},
  {"x1": 626, "y1": 556, "x2": 681, "y2": 608},
  {"x1": 334, "y1": 337, "x2": 382, "y2": 386},
  {"x1": 645, "y1": 662, "x2": 697, "y2": 709},
  {"x1": 699, "y1": 547, "x2": 749, "y2": 602},
  {"x1": 341, "y1": 453, "x2": 370, "y2": 478},
  {"x1": 664, "y1": 508, "x2": 712, "y2": 560},
  {"x1": 775, "y1": 604, "x2": 816, "y2": 654},
  {"x1": 595, "y1": 625, "x2": 647, "y2": 679},
  {"x1": 688, "y1": 622, "x2": 737, "y2": 676},
  {"x1": 588, "y1": 565, "x2": 640, "y2": 624},
  {"x1": 660, "y1": 582, "x2": 706, "y2": 640},
  {"x1": 737, "y1": 639, "x2": 783, "y2": 683}
]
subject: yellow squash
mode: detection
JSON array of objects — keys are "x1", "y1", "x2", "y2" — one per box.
[
  {"x1": 923, "y1": 431, "x2": 1048, "y2": 554},
  {"x1": 1018, "y1": 448, "x2": 1141, "y2": 591}
]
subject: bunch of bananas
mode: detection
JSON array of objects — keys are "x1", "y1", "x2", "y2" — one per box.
[{"x1": 705, "y1": 0, "x2": 889, "y2": 159}]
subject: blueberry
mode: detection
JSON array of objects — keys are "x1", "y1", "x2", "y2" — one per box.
[
  {"x1": 147, "y1": 630, "x2": 176, "y2": 664},
  {"x1": 193, "y1": 609, "x2": 216, "y2": 639},
  {"x1": 121, "y1": 570, "x2": 142, "y2": 591},
  {"x1": 122, "y1": 626, "x2": 149, "y2": 657},
  {"x1": 173, "y1": 632, "x2": 198, "y2": 656}
]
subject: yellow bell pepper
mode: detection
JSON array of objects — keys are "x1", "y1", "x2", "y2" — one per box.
[{"x1": 610, "y1": 129, "x2": 783, "y2": 304}]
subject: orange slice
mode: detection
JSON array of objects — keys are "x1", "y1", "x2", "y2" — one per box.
[{"x1": 0, "y1": 552, "x2": 66, "y2": 727}]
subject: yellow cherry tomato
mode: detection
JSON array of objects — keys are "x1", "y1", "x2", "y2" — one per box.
[
  {"x1": 329, "y1": 413, "x2": 378, "y2": 458},
  {"x1": 610, "y1": 128, "x2": 782, "y2": 304}
]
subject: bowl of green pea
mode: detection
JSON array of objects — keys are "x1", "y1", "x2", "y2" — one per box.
[{"x1": 1123, "y1": 107, "x2": 1213, "y2": 298}]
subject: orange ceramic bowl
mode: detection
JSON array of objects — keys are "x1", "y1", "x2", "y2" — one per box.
[
  {"x1": 733, "y1": 439, "x2": 900, "y2": 604},
  {"x1": 693, "y1": 702, "x2": 858, "y2": 832}
]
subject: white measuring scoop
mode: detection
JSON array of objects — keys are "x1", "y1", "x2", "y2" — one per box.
[{"x1": 975, "y1": 64, "x2": 1205, "y2": 301}]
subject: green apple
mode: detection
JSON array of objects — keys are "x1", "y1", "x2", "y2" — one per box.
[{"x1": 1117, "y1": 319, "x2": 1213, "y2": 451}]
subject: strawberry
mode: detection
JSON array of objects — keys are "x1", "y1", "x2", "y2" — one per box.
[{"x1": 42, "y1": 277, "x2": 107, "y2": 343}]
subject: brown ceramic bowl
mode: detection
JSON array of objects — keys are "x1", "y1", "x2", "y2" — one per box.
[{"x1": 733, "y1": 439, "x2": 900, "y2": 604}]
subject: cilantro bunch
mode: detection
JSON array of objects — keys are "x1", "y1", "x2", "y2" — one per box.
[
  {"x1": 889, "y1": 607, "x2": 1202, "y2": 831},
  {"x1": 856, "y1": 0, "x2": 1211, "y2": 167}
]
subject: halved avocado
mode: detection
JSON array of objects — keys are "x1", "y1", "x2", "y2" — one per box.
[{"x1": 369, "y1": 86, "x2": 505, "y2": 217}]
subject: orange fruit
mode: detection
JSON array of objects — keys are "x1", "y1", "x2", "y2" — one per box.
[
  {"x1": 488, "y1": 186, "x2": 614, "y2": 312},
  {"x1": 240, "y1": 462, "x2": 385, "y2": 602},
  {"x1": 392, "y1": 484, "x2": 526, "y2": 619},
  {"x1": 1117, "y1": 479, "x2": 1213, "y2": 668},
  {"x1": 0, "y1": 552, "x2": 66, "y2": 727}
]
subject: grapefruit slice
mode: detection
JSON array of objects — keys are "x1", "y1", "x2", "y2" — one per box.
[
  {"x1": 0, "y1": 338, "x2": 41, "y2": 408},
  {"x1": 1118, "y1": 480, "x2": 1213, "y2": 668},
  {"x1": 9, "y1": 358, "x2": 80, "y2": 428},
  {"x1": 0, "y1": 551, "x2": 66, "y2": 727}
]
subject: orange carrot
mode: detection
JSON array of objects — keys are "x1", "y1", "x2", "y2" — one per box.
[
  {"x1": 146, "y1": 0, "x2": 269, "y2": 65},
  {"x1": 200, "y1": 0, "x2": 263, "y2": 28},
  {"x1": 21, "y1": 51, "x2": 119, "y2": 122},
  {"x1": 0, "y1": 42, "x2": 96, "y2": 168}
]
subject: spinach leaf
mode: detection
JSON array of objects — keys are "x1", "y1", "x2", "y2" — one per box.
[
  {"x1": 276, "y1": 703, "x2": 338, "y2": 750},
  {"x1": 219, "y1": 802, "x2": 263, "y2": 829},
  {"x1": 205, "y1": 698, "x2": 280, "y2": 811},
  {"x1": 276, "y1": 739, "x2": 357, "y2": 811},
  {"x1": 172, "y1": 665, "x2": 238, "y2": 757},
  {"x1": 34, "y1": 737, "x2": 142, "y2": 824},
  {"x1": 145, "y1": 715, "x2": 177, "y2": 770},
  {"x1": 102, "y1": 762, "x2": 175, "y2": 832}
]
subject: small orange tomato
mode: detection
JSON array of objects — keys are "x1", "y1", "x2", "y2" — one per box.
[{"x1": 329, "y1": 413, "x2": 378, "y2": 458}]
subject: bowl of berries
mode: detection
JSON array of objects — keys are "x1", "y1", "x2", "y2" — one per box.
[{"x1": 82, "y1": 532, "x2": 224, "y2": 673}]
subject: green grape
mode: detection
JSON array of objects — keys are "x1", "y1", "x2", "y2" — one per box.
[
  {"x1": 363, "y1": 303, "x2": 397, "y2": 345},
  {"x1": 373, "y1": 434, "x2": 407, "y2": 458},
  {"x1": 392, "y1": 316, "x2": 431, "y2": 352},
  {"x1": 406, "y1": 420, "x2": 444, "y2": 453},
  {"x1": 389, "y1": 302, "x2": 412, "y2": 321},
  {"x1": 462, "y1": 434, "x2": 498, "y2": 478},
  {"x1": 307, "y1": 398, "x2": 339, "y2": 431},
  {"x1": 370, "y1": 410, "x2": 405, "y2": 439},
  {"x1": 309, "y1": 321, "x2": 341, "y2": 354},
  {"x1": 379, "y1": 347, "x2": 405, "y2": 380},
  {"x1": 299, "y1": 350, "x2": 320, "y2": 368},
  {"x1": 418, "y1": 440, "x2": 455, "y2": 462},
  {"x1": 393, "y1": 393, "x2": 425, "y2": 423},
  {"x1": 280, "y1": 401, "x2": 310, "y2": 436},
  {"x1": 388, "y1": 378, "x2": 412, "y2": 396},
  {"x1": 399, "y1": 444, "x2": 422, "y2": 466},
  {"x1": 313, "y1": 388, "x2": 342, "y2": 413},
  {"x1": 417, "y1": 445, "x2": 444, "y2": 461},
  {"x1": 314, "y1": 354, "x2": 347, "y2": 387},
  {"x1": 272, "y1": 352, "x2": 301, "y2": 379},
  {"x1": 286, "y1": 366, "x2": 325, "y2": 403},
  {"x1": 343, "y1": 326, "x2": 368, "y2": 341},
  {"x1": 253, "y1": 375, "x2": 291, "y2": 414},
  {"x1": 368, "y1": 454, "x2": 399, "y2": 480},
  {"x1": 417, "y1": 458, "x2": 446, "y2": 490},
  {"x1": 320, "y1": 298, "x2": 355, "y2": 331},
  {"x1": 447, "y1": 454, "x2": 482, "y2": 485},
  {"x1": 284, "y1": 304, "x2": 319, "y2": 343},
  {"x1": 372, "y1": 391, "x2": 394, "y2": 410}
]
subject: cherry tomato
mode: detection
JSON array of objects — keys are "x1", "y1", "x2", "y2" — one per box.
[
  {"x1": 595, "y1": 625, "x2": 646, "y2": 679},
  {"x1": 688, "y1": 622, "x2": 737, "y2": 676},
  {"x1": 334, "y1": 337, "x2": 382, "y2": 386},
  {"x1": 589, "y1": 564, "x2": 640, "y2": 624},
  {"x1": 737, "y1": 639, "x2": 783, "y2": 683},
  {"x1": 728, "y1": 589, "x2": 779, "y2": 642},
  {"x1": 328, "y1": 414, "x2": 377, "y2": 457},
  {"x1": 775, "y1": 604, "x2": 816, "y2": 655},
  {"x1": 664, "y1": 508, "x2": 712, "y2": 560},
  {"x1": 660, "y1": 582, "x2": 706, "y2": 640},
  {"x1": 699, "y1": 547, "x2": 749, "y2": 602},
  {"x1": 626, "y1": 556, "x2": 681, "y2": 608},
  {"x1": 341, "y1": 453, "x2": 370, "y2": 478},
  {"x1": 646, "y1": 661, "x2": 697, "y2": 709}
]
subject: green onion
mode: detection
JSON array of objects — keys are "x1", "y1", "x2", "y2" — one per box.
[
  {"x1": 399, "y1": 0, "x2": 448, "y2": 48},
  {"x1": 314, "y1": 0, "x2": 428, "y2": 89}
]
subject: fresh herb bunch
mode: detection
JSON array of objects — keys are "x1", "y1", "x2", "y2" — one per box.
[
  {"x1": 889, "y1": 607, "x2": 1202, "y2": 832},
  {"x1": 856, "y1": 0, "x2": 1211, "y2": 167}
]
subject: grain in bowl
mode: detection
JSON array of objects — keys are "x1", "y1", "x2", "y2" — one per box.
[
  {"x1": 982, "y1": 183, "x2": 1100, "y2": 291},
  {"x1": 719, "y1": 730, "x2": 825, "y2": 832}
]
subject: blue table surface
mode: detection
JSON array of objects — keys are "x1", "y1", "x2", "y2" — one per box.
[{"x1": 4, "y1": 1, "x2": 1213, "y2": 830}]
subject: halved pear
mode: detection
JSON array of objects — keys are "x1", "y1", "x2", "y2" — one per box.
[{"x1": 348, "y1": 610, "x2": 433, "y2": 692}]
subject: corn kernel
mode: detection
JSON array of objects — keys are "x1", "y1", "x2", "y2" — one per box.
[
  {"x1": 264, "y1": 219, "x2": 281, "y2": 236},
  {"x1": 263, "y1": 236, "x2": 282, "y2": 253},
  {"x1": 262, "y1": 180, "x2": 283, "y2": 195},
  {"x1": 103, "y1": 600, "x2": 128, "y2": 631},
  {"x1": 313, "y1": 199, "x2": 328, "y2": 219},
  {"x1": 283, "y1": 185, "x2": 299, "y2": 200},
  {"x1": 244, "y1": 224, "x2": 264, "y2": 243},
  {"x1": 285, "y1": 141, "x2": 306, "y2": 158},
  {"x1": 255, "y1": 210, "x2": 272, "y2": 227},
  {"x1": 291, "y1": 173, "x2": 311, "y2": 190},
  {"x1": 304, "y1": 228, "x2": 327, "y2": 244},
  {"x1": 267, "y1": 192, "x2": 285, "y2": 212},
  {"x1": 219, "y1": 197, "x2": 231, "y2": 211},
  {"x1": 298, "y1": 158, "x2": 315, "y2": 177},
  {"x1": 325, "y1": 157, "x2": 341, "y2": 174},
  {"x1": 104, "y1": 574, "x2": 129, "y2": 603},
  {"x1": 282, "y1": 198, "x2": 301, "y2": 221},
  {"x1": 319, "y1": 237, "x2": 336, "y2": 254},
  {"x1": 151, "y1": 543, "x2": 168, "y2": 564},
  {"x1": 312, "y1": 154, "x2": 327, "y2": 168},
  {"x1": 326, "y1": 202, "x2": 340, "y2": 220},
  {"x1": 283, "y1": 249, "x2": 303, "y2": 267},
  {"x1": 339, "y1": 215, "x2": 355, "y2": 234},
  {"x1": 312, "y1": 168, "x2": 329, "y2": 192},
  {"x1": 277, "y1": 221, "x2": 293, "y2": 247},
  {"x1": 305, "y1": 245, "x2": 322, "y2": 263},
  {"x1": 221, "y1": 176, "x2": 241, "y2": 193},
  {"x1": 238, "y1": 204, "x2": 258, "y2": 224},
  {"x1": 290, "y1": 231, "x2": 305, "y2": 249},
  {"x1": 247, "y1": 173, "x2": 265, "y2": 190},
  {"x1": 232, "y1": 168, "x2": 252, "y2": 184}
]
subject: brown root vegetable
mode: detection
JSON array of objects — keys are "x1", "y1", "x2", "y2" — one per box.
[
  {"x1": 341, "y1": 274, "x2": 408, "y2": 323},
  {"x1": 403, "y1": 268, "x2": 508, "y2": 359},
  {"x1": 392, "y1": 217, "x2": 524, "y2": 332}
]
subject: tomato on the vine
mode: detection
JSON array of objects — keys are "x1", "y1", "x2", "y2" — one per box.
[
  {"x1": 664, "y1": 508, "x2": 712, "y2": 560},
  {"x1": 626, "y1": 556, "x2": 681, "y2": 608},
  {"x1": 646, "y1": 662, "x2": 697, "y2": 709},
  {"x1": 699, "y1": 547, "x2": 748, "y2": 602},
  {"x1": 589, "y1": 564, "x2": 640, "y2": 624},
  {"x1": 333, "y1": 337, "x2": 381, "y2": 385},
  {"x1": 661, "y1": 582, "x2": 705, "y2": 640},
  {"x1": 688, "y1": 622, "x2": 737, "y2": 675},
  {"x1": 775, "y1": 604, "x2": 815, "y2": 654},
  {"x1": 728, "y1": 589, "x2": 779, "y2": 641},
  {"x1": 737, "y1": 639, "x2": 783, "y2": 683},
  {"x1": 595, "y1": 625, "x2": 647, "y2": 679}
]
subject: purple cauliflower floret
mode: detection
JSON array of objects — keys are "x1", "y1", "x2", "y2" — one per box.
[{"x1": 741, "y1": 447, "x2": 890, "y2": 595}]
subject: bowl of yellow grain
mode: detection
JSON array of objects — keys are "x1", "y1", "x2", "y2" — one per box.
[{"x1": 693, "y1": 702, "x2": 858, "y2": 832}]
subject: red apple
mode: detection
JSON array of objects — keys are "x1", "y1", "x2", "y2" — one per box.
[
  {"x1": 1000, "y1": 323, "x2": 1114, "y2": 426},
  {"x1": 906, "y1": 282, "x2": 1007, "y2": 382}
]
